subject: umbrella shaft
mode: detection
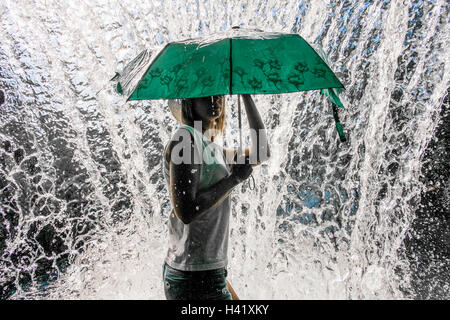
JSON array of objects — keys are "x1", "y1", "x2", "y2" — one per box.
[{"x1": 238, "y1": 94, "x2": 243, "y2": 152}]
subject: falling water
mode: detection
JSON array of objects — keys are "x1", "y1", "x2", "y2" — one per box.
[{"x1": 0, "y1": 0, "x2": 448, "y2": 300}]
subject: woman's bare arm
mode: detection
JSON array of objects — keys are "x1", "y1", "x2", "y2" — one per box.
[{"x1": 224, "y1": 94, "x2": 271, "y2": 167}]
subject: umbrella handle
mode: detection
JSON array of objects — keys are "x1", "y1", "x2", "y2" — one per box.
[
  {"x1": 238, "y1": 94, "x2": 243, "y2": 151},
  {"x1": 237, "y1": 95, "x2": 256, "y2": 191}
]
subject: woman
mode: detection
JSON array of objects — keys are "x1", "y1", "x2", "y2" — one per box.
[{"x1": 162, "y1": 94, "x2": 270, "y2": 300}]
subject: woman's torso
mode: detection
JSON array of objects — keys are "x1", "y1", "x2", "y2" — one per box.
[{"x1": 163, "y1": 124, "x2": 231, "y2": 271}]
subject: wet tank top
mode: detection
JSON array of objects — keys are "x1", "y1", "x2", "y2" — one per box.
[{"x1": 163, "y1": 124, "x2": 231, "y2": 271}]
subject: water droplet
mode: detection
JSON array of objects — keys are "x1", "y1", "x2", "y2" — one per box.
[{"x1": 0, "y1": 90, "x2": 5, "y2": 106}]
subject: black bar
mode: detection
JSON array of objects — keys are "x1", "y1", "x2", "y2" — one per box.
[{"x1": 1, "y1": 300, "x2": 444, "y2": 319}]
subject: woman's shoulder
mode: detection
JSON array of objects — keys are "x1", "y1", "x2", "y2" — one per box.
[
  {"x1": 169, "y1": 126, "x2": 196, "y2": 147},
  {"x1": 164, "y1": 125, "x2": 198, "y2": 164}
]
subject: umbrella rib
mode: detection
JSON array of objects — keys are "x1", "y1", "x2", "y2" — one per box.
[
  {"x1": 229, "y1": 38, "x2": 233, "y2": 95},
  {"x1": 301, "y1": 37, "x2": 345, "y2": 90},
  {"x1": 125, "y1": 43, "x2": 171, "y2": 101}
]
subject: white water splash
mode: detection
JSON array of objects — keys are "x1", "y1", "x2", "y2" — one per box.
[{"x1": 0, "y1": 0, "x2": 448, "y2": 300}]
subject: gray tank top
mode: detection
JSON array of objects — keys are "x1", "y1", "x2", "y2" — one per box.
[{"x1": 163, "y1": 124, "x2": 231, "y2": 271}]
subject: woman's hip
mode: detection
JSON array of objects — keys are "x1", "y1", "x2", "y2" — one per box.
[{"x1": 162, "y1": 263, "x2": 232, "y2": 300}]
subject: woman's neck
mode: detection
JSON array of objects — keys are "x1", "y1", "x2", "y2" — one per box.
[
  {"x1": 185, "y1": 119, "x2": 214, "y2": 134},
  {"x1": 184, "y1": 119, "x2": 216, "y2": 142}
]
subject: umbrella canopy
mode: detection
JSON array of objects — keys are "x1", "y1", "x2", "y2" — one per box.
[
  {"x1": 113, "y1": 28, "x2": 347, "y2": 141},
  {"x1": 115, "y1": 28, "x2": 344, "y2": 103}
]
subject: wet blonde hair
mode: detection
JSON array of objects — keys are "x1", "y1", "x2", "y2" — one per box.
[{"x1": 181, "y1": 96, "x2": 226, "y2": 142}]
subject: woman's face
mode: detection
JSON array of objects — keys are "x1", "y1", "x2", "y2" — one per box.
[{"x1": 192, "y1": 96, "x2": 223, "y2": 122}]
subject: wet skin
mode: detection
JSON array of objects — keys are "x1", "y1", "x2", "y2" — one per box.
[{"x1": 191, "y1": 96, "x2": 223, "y2": 122}]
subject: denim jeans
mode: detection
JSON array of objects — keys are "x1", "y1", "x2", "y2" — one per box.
[{"x1": 163, "y1": 263, "x2": 232, "y2": 300}]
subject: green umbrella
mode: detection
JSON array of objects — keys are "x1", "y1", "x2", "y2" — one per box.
[{"x1": 113, "y1": 27, "x2": 346, "y2": 141}]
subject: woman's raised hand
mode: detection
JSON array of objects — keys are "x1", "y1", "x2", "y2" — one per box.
[{"x1": 229, "y1": 163, "x2": 253, "y2": 184}]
